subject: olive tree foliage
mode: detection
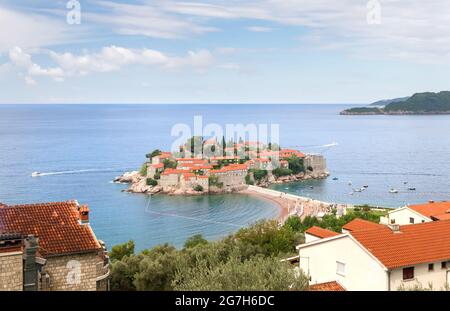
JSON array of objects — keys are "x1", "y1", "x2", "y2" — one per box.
[
  {"x1": 109, "y1": 220, "x2": 306, "y2": 291},
  {"x1": 173, "y1": 251, "x2": 308, "y2": 291}
]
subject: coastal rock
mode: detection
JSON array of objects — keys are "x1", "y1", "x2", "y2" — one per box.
[{"x1": 114, "y1": 171, "x2": 140, "y2": 183}]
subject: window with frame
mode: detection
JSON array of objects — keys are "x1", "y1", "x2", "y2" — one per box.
[
  {"x1": 442, "y1": 262, "x2": 447, "y2": 269},
  {"x1": 390, "y1": 219, "x2": 396, "y2": 224},
  {"x1": 336, "y1": 261, "x2": 346, "y2": 276},
  {"x1": 428, "y1": 263, "x2": 434, "y2": 271},
  {"x1": 409, "y1": 217, "x2": 414, "y2": 224},
  {"x1": 403, "y1": 267, "x2": 414, "y2": 280}
]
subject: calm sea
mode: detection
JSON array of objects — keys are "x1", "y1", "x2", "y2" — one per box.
[{"x1": 0, "y1": 104, "x2": 449, "y2": 250}]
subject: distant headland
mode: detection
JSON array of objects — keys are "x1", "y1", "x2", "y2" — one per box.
[
  {"x1": 340, "y1": 91, "x2": 450, "y2": 115},
  {"x1": 114, "y1": 137, "x2": 329, "y2": 196}
]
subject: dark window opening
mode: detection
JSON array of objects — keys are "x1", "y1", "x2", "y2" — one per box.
[
  {"x1": 409, "y1": 217, "x2": 414, "y2": 224},
  {"x1": 442, "y1": 262, "x2": 447, "y2": 269},
  {"x1": 403, "y1": 267, "x2": 414, "y2": 280},
  {"x1": 428, "y1": 263, "x2": 434, "y2": 271}
]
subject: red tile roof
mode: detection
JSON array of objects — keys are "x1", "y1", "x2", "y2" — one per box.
[
  {"x1": 0, "y1": 201, "x2": 101, "y2": 257},
  {"x1": 152, "y1": 163, "x2": 164, "y2": 169},
  {"x1": 210, "y1": 164, "x2": 248, "y2": 174},
  {"x1": 343, "y1": 218, "x2": 384, "y2": 232},
  {"x1": 280, "y1": 149, "x2": 305, "y2": 158},
  {"x1": 309, "y1": 281, "x2": 346, "y2": 291},
  {"x1": 408, "y1": 201, "x2": 450, "y2": 219},
  {"x1": 161, "y1": 169, "x2": 185, "y2": 176},
  {"x1": 350, "y1": 220, "x2": 450, "y2": 269},
  {"x1": 305, "y1": 226, "x2": 340, "y2": 239}
]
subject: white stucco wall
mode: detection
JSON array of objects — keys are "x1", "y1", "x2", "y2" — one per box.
[
  {"x1": 386, "y1": 208, "x2": 430, "y2": 226},
  {"x1": 304, "y1": 233, "x2": 320, "y2": 243},
  {"x1": 390, "y1": 262, "x2": 450, "y2": 291},
  {"x1": 299, "y1": 236, "x2": 388, "y2": 291}
]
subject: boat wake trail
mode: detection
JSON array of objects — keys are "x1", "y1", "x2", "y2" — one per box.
[{"x1": 31, "y1": 168, "x2": 127, "y2": 177}]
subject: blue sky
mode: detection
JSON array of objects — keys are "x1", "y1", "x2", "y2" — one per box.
[{"x1": 0, "y1": 0, "x2": 449, "y2": 104}]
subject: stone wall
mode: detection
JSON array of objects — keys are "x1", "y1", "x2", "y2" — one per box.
[
  {"x1": 216, "y1": 170, "x2": 246, "y2": 188},
  {"x1": 304, "y1": 155, "x2": 328, "y2": 176},
  {"x1": 0, "y1": 251, "x2": 23, "y2": 291},
  {"x1": 42, "y1": 252, "x2": 104, "y2": 291},
  {"x1": 160, "y1": 174, "x2": 179, "y2": 191}
]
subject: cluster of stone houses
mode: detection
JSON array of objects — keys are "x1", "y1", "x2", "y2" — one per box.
[
  {"x1": 0, "y1": 200, "x2": 109, "y2": 291},
  {"x1": 145, "y1": 140, "x2": 327, "y2": 193},
  {"x1": 297, "y1": 201, "x2": 450, "y2": 291}
]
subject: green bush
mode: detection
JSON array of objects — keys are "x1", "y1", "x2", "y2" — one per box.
[
  {"x1": 163, "y1": 159, "x2": 177, "y2": 169},
  {"x1": 272, "y1": 167, "x2": 293, "y2": 177},
  {"x1": 208, "y1": 175, "x2": 223, "y2": 188},
  {"x1": 245, "y1": 174, "x2": 254, "y2": 185},
  {"x1": 109, "y1": 220, "x2": 308, "y2": 291},
  {"x1": 253, "y1": 169, "x2": 268, "y2": 181},
  {"x1": 184, "y1": 234, "x2": 208, "y2": 248},
  {"x1": 139, "y1": 163, "x2": 148, "y2": 176},
  {"x1": 154, "y1": 171, "x2": 161, "y2": 180},
  {"x1": 287, "y1": 155, "x2": 304, "y2": 174},
  {"x1": 193, "y1": 184, "x2": 204, "y2": 192},
  {"x1": 110, "y1": 240, "x2": 135, "y2": 262},
  {"x1": 146, "y1": 178, "x2": 158, "y2": 186}
]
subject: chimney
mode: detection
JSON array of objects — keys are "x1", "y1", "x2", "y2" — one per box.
[
  {"x1": 429, "y1": 200, "x2": 435, "y2": 204},
  {"x1": 23, "y1": 235, "x2": 39, "y2": 291},
  {"x1": 78, "y1": 204, "x2": 89, "y2": 224},
  {"x1": 388, "y1": 224, "x2": 401, "y2": 233}
]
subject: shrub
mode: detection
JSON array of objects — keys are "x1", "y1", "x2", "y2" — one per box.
[
  {"x1": 272, "y1": 167, "x2": 293, "y2": 177},
  {"x1": 253, "y1": 169, "x2": 268, "y2": 181},
  {"x1": 245, "y1": 174, "x2": 254, "y2": 185},
  {"x1": 154, "y1": 171, "x2": 161, "y2": 180},
  {"x1": 193, "y1": 184, "x2": 204, "y2": 192},
  {"x1": 208, "y1": 175, "x2": 223, "y2": 188},
  {"x1": 287, "y1": 155, "x2": 305, "y2": 174},
  {"x1": 146, "y1": 178, "x2": 158, "y2": 186},
  {"x1": 110, "y1": 240, "x2": 135, "y2": 262},
  {"x1": 163, "y1": 159, "x2": 177, "y2": 169},
  {"x1": 139, "y1": 163, "x2": 148, "y2": 176},
  {"x1": 184, "y1": 234, "x2": 208, "y2": 248}
]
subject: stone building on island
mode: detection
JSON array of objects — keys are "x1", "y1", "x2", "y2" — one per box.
[
  {"x1": 127, "y1": 138, "x2": 329, "y2": 195},
  {"x1": 0, "y1": 200, "x2": 109, "y2": 291}
]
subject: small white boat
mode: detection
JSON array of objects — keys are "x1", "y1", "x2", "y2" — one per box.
[
  {"x1": 389, "y1": 188, "x2": 399, "y2": 194},
  {"x1": 354, "y1": 188, "x2": 362, "y2": 192},
  {"x1": 348, "y1": 181, "x2": 352, "y2": 186},
  {"x1": 31, "y1": 172, "x2": 41, "y2": 177}
]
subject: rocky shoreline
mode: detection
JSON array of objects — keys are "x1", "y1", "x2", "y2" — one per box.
[{"x1": 113, "y1": 170, "x2": 329, "y2": 196}]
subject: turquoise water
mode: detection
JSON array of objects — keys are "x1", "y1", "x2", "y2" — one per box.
[{"x1": 0, "y1": 104, "x2": 449, "y2": 249}]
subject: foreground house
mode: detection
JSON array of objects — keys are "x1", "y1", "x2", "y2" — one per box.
[
  {"x1": 298, "y1": 219, "x2": 450, "y2": 291},
  {"x1": 380, "y1": 201, "x2": 450, "y2": 225},
  {"x1": 0, "y1": 201, "x2": 109, "y2": 291}
]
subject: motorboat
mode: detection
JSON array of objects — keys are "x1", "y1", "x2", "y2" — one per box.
[
  {"x1": 389, "y1": 188, "x2": 399, "y2": 194},
  {"x1": 31, "y1": 172, "x2": 41, "y2": 177},
  {"x1": 354, "y1": 188, "x2": 362, "y2": 193},
  {"x1": 363, "y1": 185, "x2": 369, "y2": 188},
  {"x1": 332, "y1": 177, "x2": 339, "y2": 181},
  {"x1": 408, "y1": 187, "x2": 416, "y2": 191}
]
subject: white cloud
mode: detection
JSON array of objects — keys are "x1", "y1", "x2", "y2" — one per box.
[
  {"x1": 156, "y1": 0, "x2": 450, "y2": 62},
  {"x1": 0, "y1": 7, "x2": 75, "y2": 53},
  {"x1": 9, "y1": 47, "x2": 65, "y2": 83},
  {"x1": 87, "y1": 1, "x2": 218, "y2": 39},
  {"x1": 247, "y1": 26, "x2": 273, "y2": 33},
  {"x1": 8, "y1": 45, "x2": 216, "y2": 84}
]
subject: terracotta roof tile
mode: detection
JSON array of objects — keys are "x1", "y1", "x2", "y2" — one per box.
[
  {"x1": 305, "y1": 226, "x2": 340, "y2": 239},
  {"x1": 408, "y1": 201, "x2": 450, "y2": 218},
  {"x1": 309, "y1": 281, "x2": 346, "y2": 291},
  {"x1": 351, "y1": 220, "x2": 450, "y2": 269},
  {"x1": 343, "y1": 218, "x2": 384, "y2": 232},
  {"x1": 0, "y1": 201, "x2": 101, "y2": 257}
]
